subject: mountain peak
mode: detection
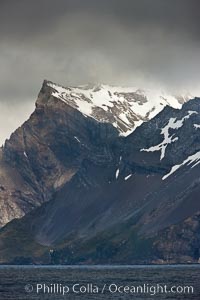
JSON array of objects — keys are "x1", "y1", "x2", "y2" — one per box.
[{"x1": 37, "y1": 80, "x2": 192, "y2": 136}]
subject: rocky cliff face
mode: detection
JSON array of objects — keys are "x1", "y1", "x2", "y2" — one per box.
[
  {"x1": 0, "y1": 80, "x2": 200, "y2": 264},
  {"x1": 0, "y1": 80, "x2": 118, "y2": 227}
]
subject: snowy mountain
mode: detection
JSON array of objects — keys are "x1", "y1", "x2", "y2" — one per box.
[
  {"x1": 0, "y1": 80, "x2": 200, "y2": 265},
  {"x1": 46, "y1": 80, "x2": 192, "y2": 136}
]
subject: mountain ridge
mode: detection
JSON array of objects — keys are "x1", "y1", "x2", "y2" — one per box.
[
  {"x1": 0, "y1": 91, "x2": 200, "y2": 264},
  {"x1": 42, "y1": 79, "x2": 195, "y2": 135}
]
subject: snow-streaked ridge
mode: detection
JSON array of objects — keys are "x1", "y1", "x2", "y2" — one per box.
[
  {"x1": 47, "y1": 81, "x2": 193, "y2": 136},
  {"x1": 162, "y1": 150, "x2": 200, "y2": 180},
  {"x1": 141, "y1": 111, "x2": 198, "y2": 160}
]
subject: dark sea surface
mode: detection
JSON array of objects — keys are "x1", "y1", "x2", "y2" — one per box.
[{"x1": 0, "y1": 265, "x2": 199, "y2": 300}]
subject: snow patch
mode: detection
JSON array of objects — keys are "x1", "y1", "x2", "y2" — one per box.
[
  {"x1": 162, "y1": 150, "x2": 200, "y2": 180},
  {"x1": 125, "y1": 174, "x2": 132, "y2": 180},
  {"x1": 74, "y1": 136, "x2": 81, "y2": 143},
  {"x1": 115, "y1": 169, "x2": 120, "y2": 179},
  {"x1": 141, "y1": 111, "x2": 197, "y2": 160},
  {"x1": 194, "y1": 124, "x2": 200, "y2": 129}
]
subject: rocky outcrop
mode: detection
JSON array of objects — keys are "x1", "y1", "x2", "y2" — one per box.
[{"x1": 153, "y1": 212, "x2": 200, "y2": 264}]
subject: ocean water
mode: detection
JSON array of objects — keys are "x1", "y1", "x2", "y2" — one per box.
[{"x1": 0, "y1": 265, "x2": 199, "y2": 299}]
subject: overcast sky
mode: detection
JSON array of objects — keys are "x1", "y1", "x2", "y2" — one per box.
[{"x1": 0, "y1": 0, "x2": 200, "y2": 144}]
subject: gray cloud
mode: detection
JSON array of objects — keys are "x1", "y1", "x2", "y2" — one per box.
[{"x1": 0, "y1": 0, "x2": 200, "y2": 144}]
